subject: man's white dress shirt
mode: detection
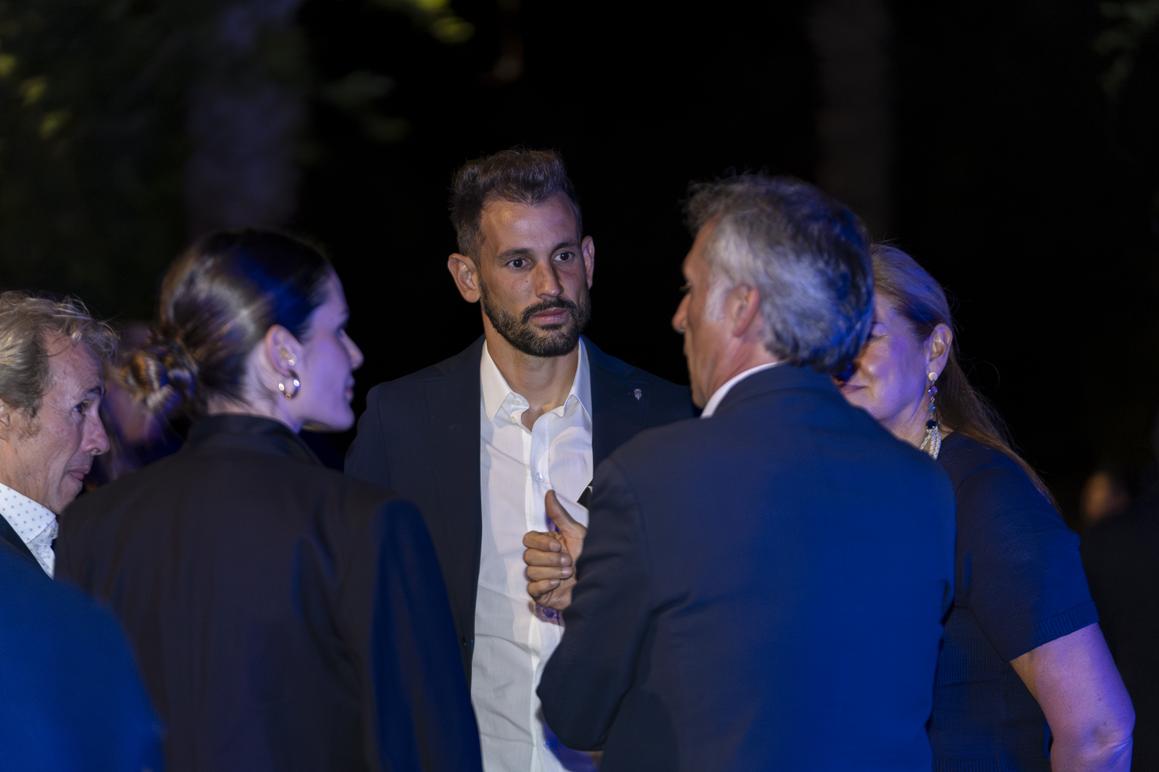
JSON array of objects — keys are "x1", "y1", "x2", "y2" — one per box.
[
  {"x1": 0, "y1": 482, "x2": 58, "y2": 576},
  {"x1": 473, "y1": 341, "x2": 597, "y2": 772}
]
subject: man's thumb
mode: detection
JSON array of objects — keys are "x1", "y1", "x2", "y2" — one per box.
[{"x1": 545, "y1": 490, "x2": 582, "y2": 534}]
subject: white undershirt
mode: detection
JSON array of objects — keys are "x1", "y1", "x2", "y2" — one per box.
[
  {"x1": 473, "y1": 341, "x2": 596, "y2": 772},
  {"x1": 701, "y1": 361, "x2": 783, "y2": 418},
  {"x1": 0, "y1": 482, "x2": 58, "y2": 576}
]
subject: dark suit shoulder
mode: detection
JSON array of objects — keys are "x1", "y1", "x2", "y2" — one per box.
[
  {"x1": 0, "y1": 550, "x2": 162, "y2": 767},
  {"x1": 585, "y1": 339, "x2": 685, "y2": 392},
  {"x1": 69, "y1": 440, "x2": 413, "y2": 538},
  {"x1": 584, "y1": 339, "x2": 694, "y2": 423},
  {"x1": 365, "y1": 339, "x2": 481, "y2": 400}
]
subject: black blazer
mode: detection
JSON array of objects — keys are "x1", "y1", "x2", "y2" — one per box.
[
  {"x1": 0, "y1": 510, "x2": 38, "y2": 568},
  {"x1": 57, "y1": 414, "x2": 481, "y2": 772},
  {"x1": 0, "y1": 547, "x2": 162, "y2": 771},
  {"x1": 346, "y1": 337, "x2": 694, "y2": 675},
  {"x1": 539, "y1": 366, "x2": 957, "y2": 771}
]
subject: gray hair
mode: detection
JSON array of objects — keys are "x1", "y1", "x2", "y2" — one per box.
[
  {"x1": 685, "y1": 175, "x2": 873, "y2": 377},
  {"x1": 0, "y1": 291, "x2": 117, "y2": 417}
]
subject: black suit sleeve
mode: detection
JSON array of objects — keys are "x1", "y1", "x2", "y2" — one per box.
[
  {"x1": 538, "y1": 457, "x2": 652, "y2": 750},
  {"x1": 346, "y1": 385, "x2": 392, "y2": 488},
  {"x1": 339, "y1": 498, "x2": 481, "y2": 771}
]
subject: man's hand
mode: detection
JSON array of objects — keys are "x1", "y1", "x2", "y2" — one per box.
[{"x1": 523, "y1": 490, "x2": 588, "y2": 611}]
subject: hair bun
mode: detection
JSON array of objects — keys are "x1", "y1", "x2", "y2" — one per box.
[{"x1": 122, "y1": 334, "x2": 199, "y2": 417}]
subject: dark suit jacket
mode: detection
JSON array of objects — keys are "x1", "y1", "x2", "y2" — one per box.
[
  {"x1": 57, "y1": 415, "x2": 481, "y2": 772},
  {"x1": 0, "y1": 509, "x2": 38, "y2": 568},
  {"x1": 346, "y1": 337, "x2": 694, "y2": 675},
  {"x1": 0, "y1": 546, "x2": 162, "y2": 771},
  {"x1": 539, "y1": 366, "x2": 957, "y2": 771}
]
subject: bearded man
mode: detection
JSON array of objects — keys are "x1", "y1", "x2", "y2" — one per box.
[{"x1": 347, "y1": 148, "x2": 692, "y2": 772}]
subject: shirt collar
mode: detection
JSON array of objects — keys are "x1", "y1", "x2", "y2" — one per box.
[
  {"x1": 0, "y1": 481, "x2": 58, "y2": 545},
  {"x1": 701, "y1": 361, "x2": 783, "y2": 418},
  {"x1": 480, "y1": 338, "x2": 592, "y2": 422}
]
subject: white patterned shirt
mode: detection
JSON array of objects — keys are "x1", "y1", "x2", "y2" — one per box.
[{"x1": 0, "y1": 482, "x2": 58, "y2": 576}]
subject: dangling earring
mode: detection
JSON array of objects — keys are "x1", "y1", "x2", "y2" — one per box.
[
  {"x1": 919, "y1": 372, "x2": 941, "y2": 459},
  {"x1": 278, "y1": 370, "x2": 301, "y2": 400}
]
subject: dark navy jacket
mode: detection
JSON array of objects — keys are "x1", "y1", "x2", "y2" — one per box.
[{"x1": 540, "y1": 365, "x2": 956, "y2": 771}]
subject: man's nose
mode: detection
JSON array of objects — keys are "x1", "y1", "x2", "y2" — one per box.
[
  {"x1": 86, "y1": 415, "x2": 111, "y2": 456},
  {"x1": 672, "y1": 295, "x2": 689, "y2": 334},
  {"x1": 534, "y1": 261, "x2": 562, "y2": 298}
]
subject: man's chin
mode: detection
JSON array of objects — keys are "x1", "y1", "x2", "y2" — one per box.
[
  {"x1": 498, "y1": 324, "x2": 581, "y2": 358},
  {"x1": 524, "y1": 337, "x2": 580, "y2": 358}
]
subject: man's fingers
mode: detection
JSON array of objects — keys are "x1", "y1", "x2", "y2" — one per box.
[
  {"x1": 526, "y1": 564, "x2": 572, "y2": 582},
  {"x1": 523, "y1": 547, "x2": 573, "y2": 569},
  {"x1": 528, "y1": 577, "x2": 563, "y2": 593},
  {"x1": 522, "y1": 530, "x2": 562, "y2": 552}
]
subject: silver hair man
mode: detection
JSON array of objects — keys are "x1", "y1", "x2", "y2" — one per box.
[{"x1": 0, "y1": 292, "x2": 114, "y2": 574}]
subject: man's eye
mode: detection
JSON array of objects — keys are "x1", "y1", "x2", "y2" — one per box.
[
  {"x1": 508, "y1": 258, "x2": 527, "y2": 269},
  {"x1": 555, "y1": 251, "x2": 574, "y2": 263},
  {"x1": 679, "y1": 283, "x2": 692, "y2": 295},
  {"x1": 75, "y1": 401, "x2": 91, "y2": 414}
]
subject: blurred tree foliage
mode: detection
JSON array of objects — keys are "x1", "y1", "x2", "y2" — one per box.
[
  {"x1": 0, "y1": 0, "x2": 472, "y2": 320},
  {"x1": 0, "y1": 0, "x2": 196, "y2": 318}
]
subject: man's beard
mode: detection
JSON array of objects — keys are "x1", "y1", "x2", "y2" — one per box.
[{"x1": 479, "y1": 281, "x2": 592, "y2": 357}]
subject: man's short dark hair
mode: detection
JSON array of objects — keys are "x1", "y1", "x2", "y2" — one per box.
[
  {"x1": 450, "y1": 148, "x2": 583, "y2": 257},
  {"x1": 685, "y1": 175, "x2": 873, "y2": 378}
]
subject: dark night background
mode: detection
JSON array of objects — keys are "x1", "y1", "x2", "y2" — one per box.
[{"x1": 1, "y1": 0, "x2": 1156, "y2": 520}]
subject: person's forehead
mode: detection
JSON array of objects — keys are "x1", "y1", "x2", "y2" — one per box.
[
  {"x1": 45, "y1": 340, "x2": 102, "y2": 394},
  {"x1": 315, "y1": 272, "x2": 346, "y2": 314},
  {"x1": 478, "y1": 194, "x2": 578, "y2": 245},
  {"x1": 873, "y1": 293, "x2": 903, "y2": 320},
  {"x1": 686, "y1": 225, "x2": 716, "y2": 268}
]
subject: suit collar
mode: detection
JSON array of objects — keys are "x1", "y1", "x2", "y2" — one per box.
[
  {"x1": 452, "y1": 335, "x2": 653, "y2": 466},
  {"x1": 701, "y1": 362, "x2": 783, "y2": 417},
  {"x1": 479, "y1": 339, "x2": 592, "y2": 422},
  {"x1": 185, "y1": 414, "x2": 320, "y2": 465},
  {"x1": 712, "y1": 365, "x2": 839, "y2": 417},
  {"x1": 422, "y1": 342, "x2": 485, "y2": 637},
  {"x1": 585, "y1": 338, "x2": 668, "y2": 465}
]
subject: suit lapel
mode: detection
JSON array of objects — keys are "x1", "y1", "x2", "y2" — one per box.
[
  {"x1": 424, "y1": 340, "x2": 484, "y2": 638},
  {"x1": 0, "y1": 514, "x2": 39, "y2": 568},
  {"x1": 712, "y1": 364, "x2": 836, "y2": 418},
  {"x1": 587, "y1": 339, "x2": 652, "y2": 466}
]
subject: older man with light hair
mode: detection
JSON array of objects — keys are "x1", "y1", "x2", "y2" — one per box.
[
  {"x1": 0, "y1": 291, "x2": 114, "y2": 575},
  {"x1": 535, "y1": 175, "x2": 957, "y2": 771}
]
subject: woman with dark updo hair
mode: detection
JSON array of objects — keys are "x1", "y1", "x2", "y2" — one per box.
[
  {"x1": 57, "y1": 230, "x2": 482, "y2": 772},
  {"x1": 841, "y1": 244, "x2": 1133, "y2": 770}
]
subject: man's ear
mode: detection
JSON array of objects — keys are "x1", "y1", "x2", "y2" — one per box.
[
  {"x1": 447, "y1": 253, "x2": 481, "y2": 303},
  {"x1": 926, "y1": 322, "x2": 953, "y2": 379},
  {"x1": 0, "y1": 401, "x2": 12, "y2": 442},
  {"x1": 581, "y1": 236, "x2": 595, "y2": 289},
  {"x1": 727, "y1": 284, "x2": 762, "y2": 338}
]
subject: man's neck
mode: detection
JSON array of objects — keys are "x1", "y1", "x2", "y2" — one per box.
[{"x1": 484, "y1": 331, "x2": 580, "y2": 429}]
